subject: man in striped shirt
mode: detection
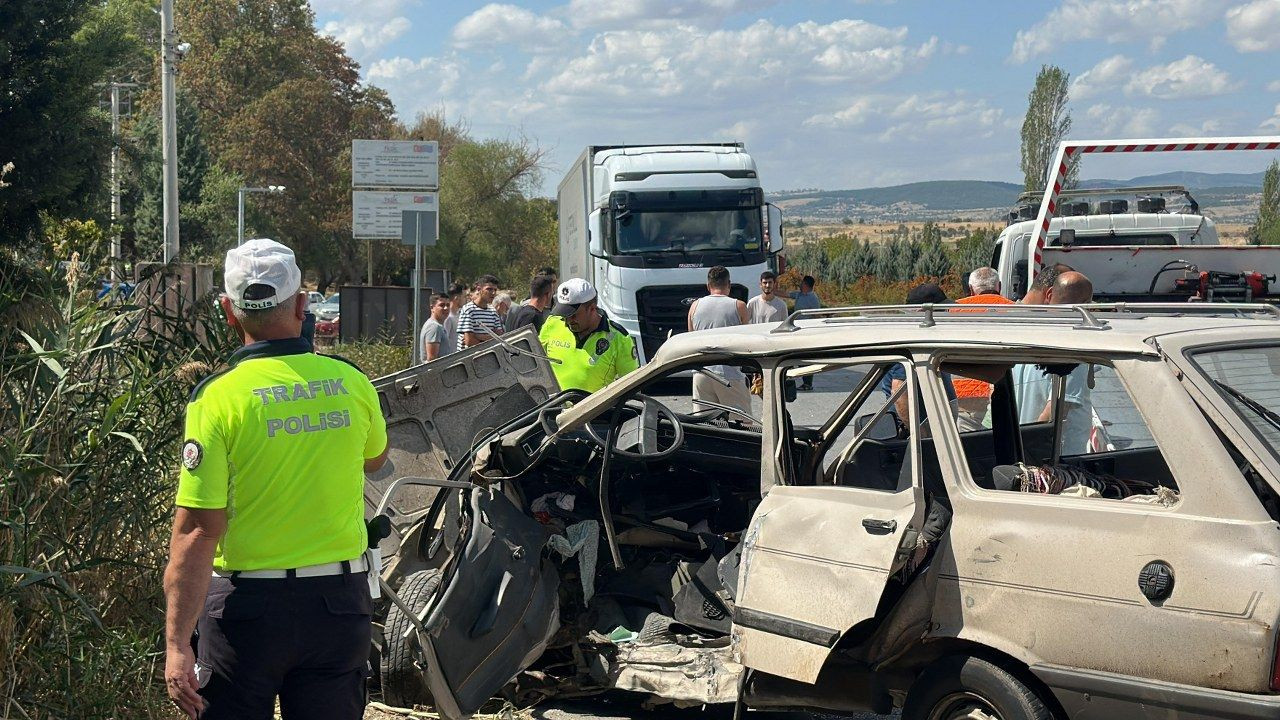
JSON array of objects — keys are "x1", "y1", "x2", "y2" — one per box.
[{"x1": 456, "y1": 275, "x2": 505, "y2": 350}]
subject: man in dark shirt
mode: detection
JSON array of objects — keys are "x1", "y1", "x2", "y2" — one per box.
[{"x1": 506, "y1": 273, "x2": 556, "y2": 332}]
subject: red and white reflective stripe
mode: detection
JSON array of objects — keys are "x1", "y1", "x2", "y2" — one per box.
[{"x1": 1028, "y1": 136, "x2": 1280, "y2": 281}]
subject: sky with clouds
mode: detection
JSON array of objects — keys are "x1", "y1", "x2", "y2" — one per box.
[{"x1": 312, "y1": 0, "x2": 1280, "y2": 195}]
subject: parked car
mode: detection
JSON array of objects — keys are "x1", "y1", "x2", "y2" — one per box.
[
  {"x1": 315, "y1": 316, "x2": 339, "y2": 337},
  {"x1": 314, "y1": 293, "x2": 340, "y2": 321},
  {"x1": 307, "y1": 290, "x2": 327, "y2": 307},
  {"x1": 366, "y1": 306, "x2": 1280, "y2": 720}
]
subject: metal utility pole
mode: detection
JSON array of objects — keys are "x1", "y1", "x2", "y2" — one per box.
[
  {"x1": 237, "y1": 186, "x2": 286, "y2": 245},
  {"x1": 109, "y1": 82, "x2": 138, "y2": 282},
  {"x1": 160, "y1": 0, "x2": 179, "y2": 263}
]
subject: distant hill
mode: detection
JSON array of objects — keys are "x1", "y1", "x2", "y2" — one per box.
[
  {"x1": 1079, "y1": 170, "x2": 1265, "y2": 190},
  {"x1": 772, "y1": 171, "x2": 1265, "y2": 223}
]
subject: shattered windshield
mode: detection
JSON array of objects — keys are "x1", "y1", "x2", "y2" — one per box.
[{"x1": 1191, "y1": 344, "x2": 1280, "y2": 456}]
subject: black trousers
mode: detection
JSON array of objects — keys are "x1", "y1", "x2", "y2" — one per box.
[{"x1": 195, "y1": 571, "x2": 372, "y2": 720}]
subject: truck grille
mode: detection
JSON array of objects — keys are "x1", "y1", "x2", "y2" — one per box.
[{"x1": 635, "y1": 283, "x2": 748, "y2": 361}]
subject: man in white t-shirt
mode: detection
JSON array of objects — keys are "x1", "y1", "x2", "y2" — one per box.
[
  {"x1": 456, "y1": 275, "x2": 504, "y2": 351},
  {"x1": 746, "y1": 270, "x2": 789, "y2": 324}
]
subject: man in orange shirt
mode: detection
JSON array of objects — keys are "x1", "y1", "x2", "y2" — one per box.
[{"x1": 952, "y1": 267, "x2": 1012, "y2": 421}]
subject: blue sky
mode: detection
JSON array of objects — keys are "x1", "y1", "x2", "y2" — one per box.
[{"x1": 311, "y1": 0, "x2": 1280, "y2": 195}]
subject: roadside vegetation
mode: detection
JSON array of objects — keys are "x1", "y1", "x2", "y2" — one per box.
[
  {"x1": 780, "y1": 222, "x2": 998, "y2": 304},
  {"x1": 1, "y1": 252, "x2": 233, "y2": 718}
]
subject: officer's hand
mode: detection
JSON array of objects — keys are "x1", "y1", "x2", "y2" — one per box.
[{"x1": 165, "y1": 643, "x2": 203, "y2": 718}]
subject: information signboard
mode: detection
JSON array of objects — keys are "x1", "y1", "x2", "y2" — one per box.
[
  {"x1": 352, "y1": 139, "x2": 439, "y2": 188},
  {"x1": 352, "y1": 191, "x2": 438, "y2": 239}
]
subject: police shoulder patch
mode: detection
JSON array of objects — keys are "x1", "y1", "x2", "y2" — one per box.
[
  {"x1": 181, "y1": 439, "x2": 203, "y2": 470},
  {"x1": 595, "y1": 337, "x2": 610, "y2": 356}
]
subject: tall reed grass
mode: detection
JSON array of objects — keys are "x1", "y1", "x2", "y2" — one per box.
[{"x1": 1, "y1": 254, "x2": 232, "y2": 718}]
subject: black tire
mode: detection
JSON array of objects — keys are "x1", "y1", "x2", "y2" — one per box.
[
  {"x1": 380, "y1": 569, "x2": 442, "y2": 708},
  {"x1": 903, "y1": 655, "x2": 1053, "y2": 720}
]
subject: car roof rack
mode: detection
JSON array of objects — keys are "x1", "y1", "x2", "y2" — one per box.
[
  {"x1": 772, "y1": 302, "x2": 1280, "y2": 334},
  {"x1": 1083, "y1": 302, "x2": 1280, "y2": 318},
  {"x1": 773, "y1": 304, "x2": 1109, "y2": 332}
]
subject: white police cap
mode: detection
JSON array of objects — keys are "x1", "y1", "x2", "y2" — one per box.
[
  {"x1": 224, "y1": 238, "x2": 302, "y2": 310},
  {"x1": 551, "y1": 278, "x2": 597, "y2": 317}
]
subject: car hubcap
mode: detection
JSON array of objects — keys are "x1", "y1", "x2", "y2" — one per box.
[{"x1": 928, "y1": 691, "x2": 1001, "y2": 720}]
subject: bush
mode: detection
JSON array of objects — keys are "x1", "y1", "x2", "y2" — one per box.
[
  {"x1": 1, "y1": 254, "x2": 232, "y2": 718},
  {"x1": 330, "y1": 340, "x2": 411, "y2": 380}
]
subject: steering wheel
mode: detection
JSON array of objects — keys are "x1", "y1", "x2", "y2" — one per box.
[
  {"x1": 538, "y1": 389, "x2": 592, "y2": 436},
  {"x1": 538, "y1": 391, "x2": 685, "y2": 460},
  {"x1": 587, "y1": 394, "x2": 685, "y2": 461}
]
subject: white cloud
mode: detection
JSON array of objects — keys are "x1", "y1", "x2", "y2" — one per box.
[
  {"x1": 1168, "y1": 118, "x2": 1224, "y2": 135},
  {"x1": 541, "y1": 19, "x2": 937, "y2": 99},
  {"x1": 805, "y1": 93, "x2": 1004, "y2": 144},
  {"x1": 1123, "y1": 55, "x2": 1239, "y2": 99},
  {"x1": 1269, "y1": 80, "x2": 1280, "y2": 92},
  {"x1": 1011, "y1": 0, "x2": 1227, "y2": 63},
  {"x1": 1084, "y1": 103, "x2": 1160, "y2": 136},
  {"x1": 564, "y1": 0, "x2": 778, "y2": 30},
  {"x1": 323, "y1": 17, "x2": 411, "y2": 60},
  {"x1": 452, "y1": 4, "x2": 569, "y2": 50},
  {"x1": 1226, "y1": 0, "x2": 1280, "y2": 52},
  {"x1": 1070, "y1": 54, "x2": 1134, "y2": 100},
  {"x1": 1263, "y1": 104, "x2": 1280, "y2": 131},
  {"x1": 367, "y1": 55, "x2": 464, "y2": 96},
  {"x1": 315, "y1": 0, "x2": 417, "y2": 61}
]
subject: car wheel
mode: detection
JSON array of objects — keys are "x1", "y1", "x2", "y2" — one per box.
[
  {"x1": 903, "y1": 655, "x2": 1053, "y2": 720},
  {"x1": 380, "y1": 569, "x2": 442, "y2": 708}
]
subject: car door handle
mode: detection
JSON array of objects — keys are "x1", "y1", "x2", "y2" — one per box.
[{"x1": 862, "y1": 518, "x2": 897, "y2": 534}]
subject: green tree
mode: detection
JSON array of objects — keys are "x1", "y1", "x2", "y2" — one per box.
[
  {"x1": 953, "y1": 226, "x2": 998, "y2": 276},
  {"x1": 1020, "y1": 65, "x2": 1076, "y2": 192},
  {"x1": 125, "y1": 90, "x2": 219, "y2": 260},
  {"x1": 0, "y1": 0, "x2": 136, "y2": 245},
  {"x1": 1256, "y1": 160, "x2": 1280, "y2": 246},
  {"x1": 913, "y1": 223, "x2": 951, "y2": 278},
  {"x1": 171, "y1": 0, "x2": 399, "y2": 281}
]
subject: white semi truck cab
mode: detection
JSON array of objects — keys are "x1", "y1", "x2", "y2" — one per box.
[{"x1": 558, "y1": 144, "x2": 784, "y2": 363}]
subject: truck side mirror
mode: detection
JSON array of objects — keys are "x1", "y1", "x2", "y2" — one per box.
[
  {"x1": 767, "y1": 204, "x2": 784, "y2": 253},
  {"x1": 1058, "y1": 229, "x2": 1076, "y2": 248}
]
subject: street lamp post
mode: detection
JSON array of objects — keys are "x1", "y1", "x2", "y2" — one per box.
[{"x1": 237, "y1": 185, "x2": 286, "y2": 245}]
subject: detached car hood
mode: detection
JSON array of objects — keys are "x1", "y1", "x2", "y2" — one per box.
[{"x1": 364, "y1": 326, "x2": 559, "y2": 544}]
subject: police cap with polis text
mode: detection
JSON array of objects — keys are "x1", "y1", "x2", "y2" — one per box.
[
  {"x1": 224, "y1": 238, "x2": 302, "y2": 310},
  {"x1": 551, "y1": 278, "x2": 597, "y2": 317}
]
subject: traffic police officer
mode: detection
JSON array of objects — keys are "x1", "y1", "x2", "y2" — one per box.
[
  {"x1": 163, "y1": 239, "x2": 389, "y2": 720},
  {"x1": 539, "y1": 278, "x2": 639, "y2": 392}
]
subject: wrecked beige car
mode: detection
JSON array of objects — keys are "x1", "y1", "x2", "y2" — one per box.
[{"x1": 365, "y1": 305, "x2": 1280, "y2": 720}]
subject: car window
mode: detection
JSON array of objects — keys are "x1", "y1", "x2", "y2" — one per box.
[
  {"x1": 935, "y1": 358, "x2": 1179, "y2": 501},
  {"x1": 1190, "y1": 344, "x2": 1280, "y2": 458},
  {"x1": 781, "y1": 360, "x2": 916, "y2": 492}
]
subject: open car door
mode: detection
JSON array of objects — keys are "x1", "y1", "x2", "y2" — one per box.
[
  {"x1": 416, "y1": 485, "x2": 560, "y2": 719},
  {"x1": 364, "y1": 326, "x2": 558, "y2": 558},
  {"x1": 734, "y1": 357, "x2": 926, "y2": 684}
]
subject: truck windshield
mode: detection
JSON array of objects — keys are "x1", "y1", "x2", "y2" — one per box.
[
  {"x1": 1191, "y1": 345, "x2": 1280, "y2": 457},
  {"x1": 614, "y1": 209, "x2": 763, "y2": 255}
]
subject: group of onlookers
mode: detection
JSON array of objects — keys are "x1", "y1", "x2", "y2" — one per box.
[
  {"x1": 881, "y1": 264, "x2": 1096, "y2": 453},
  {"x1": 418, "y1": 268, "x2": 561, "y2": 363}
]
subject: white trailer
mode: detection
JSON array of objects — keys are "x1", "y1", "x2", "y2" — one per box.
[
  {"x1": 994, "y1": 137, "x2": 1280, "y2": 302},
  {"x1": 557, "y1": 144, "x2": 785, "y2": 363}
]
